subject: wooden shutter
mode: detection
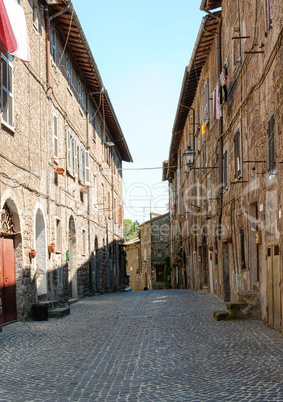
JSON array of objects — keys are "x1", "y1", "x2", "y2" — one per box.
[
  {"x1": 53, "y1": 115, "x2": 58, "y2": 158},
  {"x1": 268, "y1": 113, "x2": 275, "y2": 174},
  {"x1": 79, "y1": 144, "x2": 83, "y2": 182},
  {"x1": 108, "y1": 192, "x2": 111, "y2": 218},
  {"x1": 118, "y1": 205, "x2": 123, "y2": 226},
  {"x1": 73, "y1": 137, "x2": 78, "y2": 178},
  {"x1": 204, "y1": 78, "x2": 210, "y2": 125},
  {"x1": 234, "y1": 131, "x2": 241, "y2": 178},
  {"x1": 114, "y1": 199, "x2": 117, "y2": 222},
  {"x1": 85, "y1": 150, "x2": 90, "y2": 185},
  {"x1": 223, "y1": 150, "x2": 228, "y2": 189},
  {"x1": 1, "y1": 55, "x2": 13, "y2": 128},
  {"x1": 66, "y1": 130, "x2": 72, "y2": 174}
]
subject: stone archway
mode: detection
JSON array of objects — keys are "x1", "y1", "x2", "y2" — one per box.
[
  {"x1": 68, "y1": 216, "x2": 77, "y2": 298},
  {"x1": 35, "y1": 207, "x2": 47, "y2": 299}
]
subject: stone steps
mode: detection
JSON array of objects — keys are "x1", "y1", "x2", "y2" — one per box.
[
  {"x1": 48, "y1": 307, "x2": 70, "y2": 319},
  {"x1": 68, "y1": 298, "x2": 79, "y2": 305},
  {"x1": 213, "y1": 302, "x2": 249, "y2": 321}
]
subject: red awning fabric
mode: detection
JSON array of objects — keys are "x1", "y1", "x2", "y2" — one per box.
[{"x1": 0, "y1": 0, "x2": 17, "y2": 54}]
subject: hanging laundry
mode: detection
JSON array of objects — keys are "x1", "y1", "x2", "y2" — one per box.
[
  {"x1": 3, "y1": 0, "x2": 30, "y2": 62},
  {"x1": 213, "y1": 86, "x2": 222, "y2": 119},
  {"x1": 0, "y1": 0, "x2": 17, "y2": 54},
  {"x1": 201, "y1": 122, "x2": 206, "y2": 135}
]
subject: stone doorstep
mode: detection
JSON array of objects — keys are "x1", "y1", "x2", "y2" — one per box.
[
  {"x1": 213, "y1": 310, "x2": 232, "y2": 321},
  {"x1": 68, "y1": 298, "x2": 79, "y2": 305},
  {"x1": 226, "y1": 302, "x2": 249, "y2": 318},
  {"x1": 48, "y1": 307, "x2": 70, "y2": 319}
]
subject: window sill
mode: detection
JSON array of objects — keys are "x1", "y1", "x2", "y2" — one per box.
[{"x1": 1, "y1": 120, "x2": 15, "y2": 134}]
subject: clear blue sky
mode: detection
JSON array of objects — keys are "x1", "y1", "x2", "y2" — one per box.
[{"x1": 72, "y1": 0, "x2": 204, "y2": 223}]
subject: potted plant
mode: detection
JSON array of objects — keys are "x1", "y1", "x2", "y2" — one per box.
[
  {"x1": 55, "y1": 167, "x2": 65, "y2": 176},
  {"x1": 225, "y1": 237, "x2": 232, "y2": 243},
  {"x1": 29, "y1": 249, "x2": 36, "y2": 259},
  {"x1": 48, "y1": 243, "x2": 56, "y2": 253},
  {"x1": 208, "y1": 246, "x2": 213, "y2": 251}
]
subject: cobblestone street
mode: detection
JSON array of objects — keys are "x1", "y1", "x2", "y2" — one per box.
[{"x1": 0, "y1": 290, "x2": 282, "y2": 401}]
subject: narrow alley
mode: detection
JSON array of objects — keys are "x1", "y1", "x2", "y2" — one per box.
[{"x1": 0, "y1": 290, "x2": 282, "y2": 401}]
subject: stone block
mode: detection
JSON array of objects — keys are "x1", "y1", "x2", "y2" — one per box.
[
  {"x1": 213, "y1": 310, "x2": 231, "y2": 321},
  {"x1": 226, "y1": 302, "x2": 249, "y2": 319},
  {"x1": 48, "y1": 307, "x2": 70, "y2": 319}
]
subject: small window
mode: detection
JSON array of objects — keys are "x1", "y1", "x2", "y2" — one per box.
[
  {"x1": 73, "y1": 137, "x2": 78, "y2": 178},
  {"x1": 51, "y1": 30, "x2": 56, "y2": 64},
  {"x1": 53, "y1": 115, "x2": 58, "y2": 159},
  {"x1": 66, "y1": 57, "x2": 72, "y2": 90},
  {"x1": 267, "y1": 112, "x2": 275, "y2": 175},
  {"x1": 55, "y1": 218, "x2": 61, "y2": 252},
  {"x1": 1, "y1": 54, "x2": 14, "y2": 129},
  {"x1": 82, "y1": 229, "x2": 86, "y2": 255},
  {"x1": 234, "y1": 130, "x2": 241, "y2": 178}
]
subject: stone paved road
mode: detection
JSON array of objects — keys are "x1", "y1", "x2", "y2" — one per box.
[{"x1": 0, "y1": 290, "x2": 283, "y2": 401}]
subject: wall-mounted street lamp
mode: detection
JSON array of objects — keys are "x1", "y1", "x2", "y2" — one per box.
[{"x1": 183, "y1": 145, "x2": 218, "y2": 172}]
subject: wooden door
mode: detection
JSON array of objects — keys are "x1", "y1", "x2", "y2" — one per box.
[
  {"x1": 156, "y1": 264, "x2": 164, "y2": 283},
  {"x1": 0, "y1": 238, "x2": 17, "y2": 324},
  {"x1": 267, "y1": 244, "x2": 281, "y2": 330},
  {"x1": 223, "y1": 243, "x2": 230, "y2": 302},
  {"x1": 209, "y1": 251, "x2": 214, "y2": 294}
]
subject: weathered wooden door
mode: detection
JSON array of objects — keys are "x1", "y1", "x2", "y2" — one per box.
[
  {"x1": 267, "y1": 244, "x2": 281, "y2": 330},
  {"x1": 209, "y1": 250, "x2": 214, "y2": 294},
  {"x1": 0, "y1": 238, "x2": 17, "y2": 324},
  {"x1": 223, "y1": 243, "x2": 230, "y2": 302},
  {"x1": 156, "y1": 264, "x2": 164, "y2": 282}
]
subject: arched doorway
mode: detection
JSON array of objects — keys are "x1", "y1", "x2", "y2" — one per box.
[
  {"x1": 35, "y1": 207, "x2": 47, "y2": 299},
  {"x1": 0, "y1": 200, "x2": 20, "y2": 324},
  {"x1": 68, "y1": 216, "x2": 77, "y2": 298}
]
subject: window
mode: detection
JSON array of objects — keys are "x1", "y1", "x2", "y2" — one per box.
[
  {"x1": 55, "y1": 218, "x2": 61, "y2": 252},
  {"x1": 53, "y1": 114, "x2": 58, "y2": 159},
  {"x1": 79, "y1": 144, "x2": 84, "y2": 182},
  {"x1": 1, "y1": 54, "x2": 13, "y2": 128},
  {"x1": 223, "y1": 149, "x2": 228, "y2": 189},
  {"x1": 265, "y1": 0, "x2": 272, "y2": 37},
  {"x1": 78, "y1": 80, "x2": 84, "y2": 110},
  {"x1": 66, "y1": 57, "x2": 72, "y2": 90},
  {"x1": 207, "y1": 175, "x2": 212, "y2": 213},
  {"x1": 92, "y1": 116, "x2": 96, "y2": 142},
  {"x1": 204, "y1": 78, "x2": 210, "y2": 125},
  {"x1": 240, "y1": 229, "x2": 246, "y2": 269},
  {"x1": 268, "y1": 112, "x2": 275, "y2": 175},
  {"x1": 33, "y1": 1, "x2": 38, "y2": 30},
  {"x1": 73, "y1": 137, "x2": 78, "y2": 178},
  {"x1": 234, "y1": 130, "x2": 241, "y2": 178},
  {"x1": 51, "y1": 30, "x2": 56, "y2": 64},
  {"x1": 233, "y1": 21, "x2": 241, "y2": 67},
  {"x1": 82, "y1": 229, "x2": 86, "y2": 255}
]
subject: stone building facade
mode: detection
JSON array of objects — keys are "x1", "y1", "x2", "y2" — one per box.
[
  {"x1": 125, "y1": 213, "x2": 170, "y2": 291},
  {"x1": 165, "y1": 0, "x2": 283, "y2": 333},
  {"x1": 0, "y1": 0, "x2": 132, "y2": 324}
]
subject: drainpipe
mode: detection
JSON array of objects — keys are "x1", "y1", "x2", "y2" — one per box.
[{"x1": 45, "y1": 2, "x2": 71, "y2": 86}]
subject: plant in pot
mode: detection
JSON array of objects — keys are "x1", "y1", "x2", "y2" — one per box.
[
  {"x1": 48, "y1": 243, "x2": 56, "y2": 253},
  {"x1": 29, "y1": 249, "x2": 36, "y2": 259}
]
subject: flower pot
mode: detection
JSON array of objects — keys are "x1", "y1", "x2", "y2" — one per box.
[
  {"x1": 81, "y1": 187, "x2": 87, "y2": 193},
  {"x1": 29, "y1": 249, "x2": 36, "y2": 259},
  {"x1": 48, "y1": 243, "x2": 56, "y2": 253},
  {"x1": 55, "y1": 167, "x2": 65, "y2": 176},
  {"x1": 225, "y1": 237, "x2": 232, "y2": 243},
  {"x1": 208, "y1": 246, "x2": 213, "y2": 251}
]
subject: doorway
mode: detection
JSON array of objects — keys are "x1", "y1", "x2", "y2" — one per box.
[
  {"x1": 35, "y1": 208, "x2": 47, "y2": 299},
  {"x1": 0, "y1": 238, "x2": 17, "y2": 324},
  {"x1": 223, "y1": 242, "x2": 230, "y2": 302},
  {"x1": 68, "y1": 216, "x2": 77, "y2": 298},
  {"x1": 209, "y1": 250, "x2": 214, "y2": 294},
  {"x1": 267, "y1": 244, "x2": 281, "y2": 330}
]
